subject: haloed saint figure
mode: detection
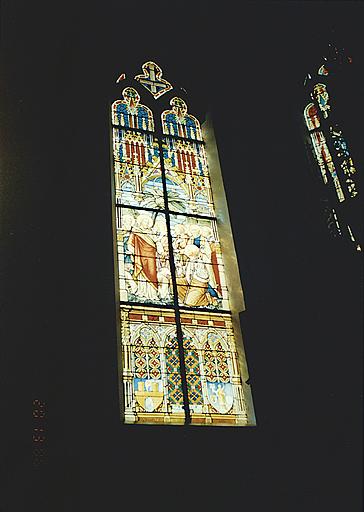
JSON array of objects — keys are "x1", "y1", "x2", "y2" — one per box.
[{"x1": 117, "y1": 209, "x2": 223, "y2": 309}]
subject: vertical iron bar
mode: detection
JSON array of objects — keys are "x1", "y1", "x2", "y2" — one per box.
[{"x1": 155, "y1": 116, "x2": 191, "y2": 425}]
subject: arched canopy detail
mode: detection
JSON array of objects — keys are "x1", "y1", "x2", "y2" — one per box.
[
  {"x1": 112, "y1": 87, "x2": 154, "y2": 131},
  {"x1": 162, "y1": 97, "x2": 202, "y2": 141}
]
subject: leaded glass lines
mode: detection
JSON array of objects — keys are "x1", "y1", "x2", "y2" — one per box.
[{"x1": 120, "y1": 306, "x2": 247, "y2": 423}]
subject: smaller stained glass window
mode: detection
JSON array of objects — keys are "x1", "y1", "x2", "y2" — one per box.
[
  {"x1": 116, "y1": 208, "x2": 173, "y2": 305},
  {"x1": 304, "y1": 103, "x2": 320, "y2": 131},
  {"x1": 170, "y1": 214, "x2": 229, "y2": 311}
]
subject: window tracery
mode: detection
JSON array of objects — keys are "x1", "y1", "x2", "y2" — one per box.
[{"x1": 303, "y1": 62, "x2": 361, "y2": 250}]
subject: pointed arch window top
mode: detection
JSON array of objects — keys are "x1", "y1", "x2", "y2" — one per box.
[
  {"x1": 162, "y1": 97, "x2": 202, "y2": 141},
  {"x1": 112, "y1": 87, "x2": 154, "y2": 131},
  {"x1": 134, "y1": 61, "x2": 173, "y2": 99},
  {"x1": 122, "y1": 87, "x2": 141, "y2": 112}
]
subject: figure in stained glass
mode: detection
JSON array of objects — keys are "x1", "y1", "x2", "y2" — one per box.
[
  {"x1": 119, "y1": 214, "x2": 137, "y2": 296},
  {"x1": 171, "y1": 218, "x2": 224, "y2": 308},
  {"x1": 199, "y1": 226, "x2": 222, "y2": 298},
  {"x1": 117, "y1": 210, "x2": 174, "y2": 304},
  {"x1": 207, "y1": 382, "x2": 234, "y2": 414},
  {"x1": 153, "y1": 219, "x2": 172, "y2": 300},
  {"x1": 128, "y1": 214, "x2": 159, "y2": 300},
  {"x1": 176, "y1": 244, "x2": 213, "y2": 307}
]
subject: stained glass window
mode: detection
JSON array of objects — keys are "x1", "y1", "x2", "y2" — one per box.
[
  {"x1": 304, "y1": 103, "x2": 345, "y2": 201},
  {"x1": 304, "y1": 100, "x2": 359, "y2": 204},
  {"x1": 112, "y1": 62, "x2": 254, "y2": 426},
  {"x1": 303, "y1": 46, "x2": 362, "y2": 252}
]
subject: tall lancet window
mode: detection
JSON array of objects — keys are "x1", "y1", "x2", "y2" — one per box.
[
  {"x1": 111, "y1": 62, "x2": 255, "y2": 425},
  {"x1": 304, "y1": 102, "x2": 344, "y2": 200},
  {"x1": 302, "y1": 45, "x2": 361, "y2": 251}
]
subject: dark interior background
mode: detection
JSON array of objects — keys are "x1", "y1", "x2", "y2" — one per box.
[{"x1": 1, "y1": 1, "x2": 362, "y2": 511}]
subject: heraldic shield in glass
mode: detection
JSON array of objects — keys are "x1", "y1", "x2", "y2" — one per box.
[{"x1": 111, "y1": 62, "x2": 255, "y2": 426}]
